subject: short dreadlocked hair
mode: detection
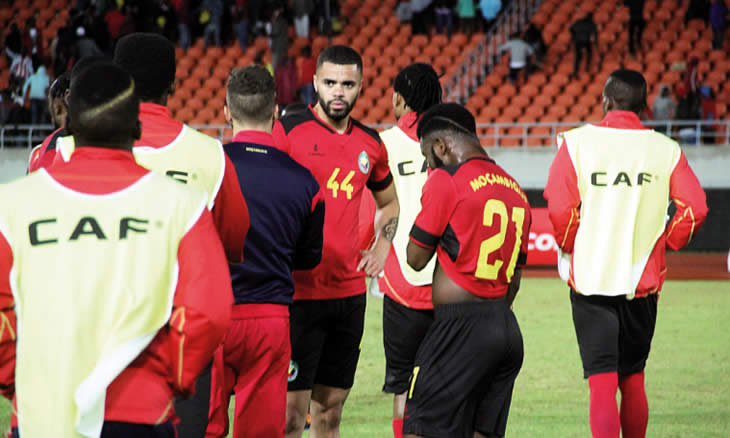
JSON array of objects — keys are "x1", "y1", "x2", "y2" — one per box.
[
  {"x1": 416, "y1": 103, "x2": 478, "y2": 140},
  {"x1": 394, "y1": 63, "x2": 442, "y2": 117},
  {"x1": 114, "y1": 33, "x2": 176, "y2": 102},
  {"x1": 68, "y1": 62, "x2": 140, "y2": 145},
  {"x1": 226, "y1": 66, "x2": 276, "y2": 123}
]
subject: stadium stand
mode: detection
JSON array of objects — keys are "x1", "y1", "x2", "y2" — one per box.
[{"x1": 466, "y1": 0, "x2": 729, "y2": 146}]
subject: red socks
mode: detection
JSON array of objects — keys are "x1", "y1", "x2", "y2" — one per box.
[
  {"x1": 619, "y1": 371, "x2": 649, "y2": 438},
  {"x1": 588, "y1": 372, "x2": 620, "y2": 438},
  {"x1": 393, "y1": 417, "x2": 404, "y2": 438}
]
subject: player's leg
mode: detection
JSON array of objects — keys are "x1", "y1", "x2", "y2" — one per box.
[
  {"x1": 286, "y1": 300, "x2": 328, "y2": 438},
  {"x1": 309, "y1": 294, "x2": 366, "y2": 436},
  {"x1": 382, "y1": 296, "x2": 434, "y2": 438},
  {"x1": 616, "y1": 294, "x2": 658, "y2": 438},
  {"x1": 570, "y1": 290, "x2": 622, "y2": 438},
  {"x1": 473, "y1": 305, "x2": 524, "y2": 438},
  {"x1": 232, "y1": 312, "x2": 291, "y2": 438},
  {"x1": 205, "y1": 345, "x2": 235, "y2": 438}
]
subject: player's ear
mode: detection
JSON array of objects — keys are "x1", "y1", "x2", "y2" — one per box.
[
  {"x1": 223, "y1": 104, "x2": 232, "y2": 125},
  {"x1": 432, "y1": 137, "x2": 448, "y2": 160}
]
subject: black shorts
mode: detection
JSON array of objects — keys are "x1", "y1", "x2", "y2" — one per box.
[
  {"x1": 570, "y1": 289, "x2": 658, "y2": 379},
  {"x1": 382, "y1": 295, "x2": 434, "y2": 394},
  {"x1": 13, "y1": 421, "x2": 175, "y2": 438},
  {"x1": 403, "y1": 300, "x2": 523, "y2": 438},
  {"x1": 288, "y1": 293, "x2": 366, "y2": 391}
]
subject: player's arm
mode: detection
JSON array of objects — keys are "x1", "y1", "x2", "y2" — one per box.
[
  {"x1": 293, "y1": 187, "x2": 325, "y2": 270},
  {"x1": 506, "y1": 268, "x2": 522, "y2": 308},
  {"x1": 407, "y1": 171, "x2": 456, "y2": 271},
  {"x1": 665, "y1": 152, "x2": 708, "y2": 250},
  {"x1": 358, "y1": 142, "x2": 399, "y2": 278},
  {"x1": 544, "y1": 139, "x2": 581, "y2": 252},
  {"x1": 162, "y1": 207, "x2": 233, "y2": 396},
  {"x1": 211, "y1": 153, "x2": 249, "y2": 263},
  {"x1": 358, "y1": 179, "x2": 399, "y2": 278},
  {"x1": 0, "y1": 231, "x2": 16, "y2": 401}
]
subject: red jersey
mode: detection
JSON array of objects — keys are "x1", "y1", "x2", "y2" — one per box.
[
  {"x1": 410, "y1": 156, "x2": 532, "y2": 299},
  {"x1": 0, "y1": 147, "x2": 233, "y2": 425},
  {"x1": 28, "y1": 127, "x2": 66, "y2": 173},
  {"x1": 273, "y1": 106, "x2": 393, "y2": 300}
]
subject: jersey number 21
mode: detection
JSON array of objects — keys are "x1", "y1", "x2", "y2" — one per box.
[{"x1": 474, "y1": 199, "x2": 525, "y2": 282}]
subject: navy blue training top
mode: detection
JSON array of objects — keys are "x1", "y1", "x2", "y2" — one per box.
[{"x1": 224, "y1": 130, "x2": 324, "y2": 305}]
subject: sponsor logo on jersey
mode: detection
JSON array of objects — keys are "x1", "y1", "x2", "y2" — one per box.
[{"x1": 358, "y1": 151, "x2": 370, "y2": 174}]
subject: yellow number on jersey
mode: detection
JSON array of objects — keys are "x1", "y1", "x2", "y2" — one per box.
[
  {"x1": 474, "y1": 199, "x2": 525, "y2": 281},
  {"x1": 326, "y1": 168, "x2": 356, "y2": 200}
]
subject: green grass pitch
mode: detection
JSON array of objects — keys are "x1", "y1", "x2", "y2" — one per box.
[{"x1": 1, "y1": 278, "x2": 728, "y2": 437}]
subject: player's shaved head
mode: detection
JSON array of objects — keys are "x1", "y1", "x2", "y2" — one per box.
[
  {"x1": 417, "y1": 103, "x2": 483, "y2": 169},
  {"x1": 114, "y1": 32, "x2": 176, "y2": 102},
  {"x1": 603, "y1": 69, "x2": 647, "y2": 115},
  {"x1": 226, "y1": 66, "x2": 276, "y2": 124},
  {"x1": 316, "y1": 45, "x2": 362, "y2": 74},
  {"x1": 67, "y1": 62, "x2": 140, "y2": 148}
]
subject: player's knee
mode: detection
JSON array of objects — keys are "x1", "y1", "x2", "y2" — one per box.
[
  {"x1": 284, "y1": 403, "x2": 307, "y2": 434},
  {"x1": 316, "y1": 404, "x2": 344, "y2": 429}
]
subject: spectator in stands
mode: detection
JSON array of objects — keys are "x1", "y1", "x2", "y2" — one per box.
[
  {"x1": 685, "y1": 0, "x2": 710, "y2": 25},
  {"x1": 457, "y1": 0, "x2": 476, "y2": 35},
  {"x1": 254, "y1": 50, "x2": 274, "y2": 76},
  {"x1": 232, "y1": 0, "x2": 249, "y2": 51},
  {"x1": 497, "y1": 32, "x2": 534, "y2": 88},
  {"x1": 294, "y1": 0, "x2": 315, "y2": 38},
  {"x1": 23, "y1": 57, "x2": 50, "y2": 125},
  {"x1": 524, "y1": 22, "x2": 546, "y2": 69},
  {"x1": 105, "y1": 2, "x2": 127, "y2": 51},
  {"x1": 625, "y1": 0, "x2": 645, "y2": 57},
  {"x1": 298, "y1": 45, "x2": 317, "y2": 105},
  {"x1": 201, "y1": 0, "x2": 224, "y2": 48},
  {"x1": 700, "y1": 85, "x2": 717, "y2": 143},
  {"x1": 73, "y1": 26, "x2": 103, "y2": 59},
  {"x1": 570, "y1": 13, "x2": 598, "y2": 78},
  {"x1": 269, "y1": 5, "x2": 289, "y2": 70},
  {"x1": 173, "y1": 0, "x2": 191, "y2": 51},
  {"x1": 275, "y1": 56, "x2": 299, "y2": 109},
  {"x1": 409, "y1": 0, "x2": 431, "y2": 35},
  {"x1": 9, "y1": 47, "x2": 33, "y2": 89},
  {"x1": 435, "y1": 0, "x2": 455, "y2": 39},
  {"x1": 23, "y1": 17, "x2": 42, "y2": 56},
  {"x1": 710, "y1": 0, "x2": 729, "y2": 49},
  {"x1": 653, "y1": 84, "x2": 676, "y2": 135},
  {"x1": 479, "y1": 0, "x2": 501, "y2": 32},
  {"x1": 4, "y1": 23, "x2": 22, "y2": 62}
]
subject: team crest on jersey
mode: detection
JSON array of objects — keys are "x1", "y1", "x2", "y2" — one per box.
[
  {"x1": 288, "y1": 360, "x2": 299, "y2": 382},
  {"x1": 358, "y1": 151, "x2": 370, "y2": 174}
]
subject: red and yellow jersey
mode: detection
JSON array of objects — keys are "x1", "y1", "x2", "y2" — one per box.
[
  {"x1": 0, "y1": 147, "x2": 232, "y2": 432},
  {"x1": 410, "y1": 156, "x2": 531, "y2": 299},
  {"x1": 544, "y1": 111, "x2": 708, "y2": 297},
  {"x1": 273, "y1": 106, "x2": 393, "y2": 300}
]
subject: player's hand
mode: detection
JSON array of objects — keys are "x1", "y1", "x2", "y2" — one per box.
[{"x1": 357, "y1": 248, "x2": 386, "y2": 278}]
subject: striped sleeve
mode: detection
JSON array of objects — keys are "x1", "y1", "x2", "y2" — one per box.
[
  {"x1": 666, "y1": 152, "x2": 708, "y2": 250},
  {"x1": 409, "y1": 170, "x2": 457, "y2": 249}
]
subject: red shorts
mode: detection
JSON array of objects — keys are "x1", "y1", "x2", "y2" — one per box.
[{"x1": 205, "y1": 304, "x2": 290, "y2": 438}]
